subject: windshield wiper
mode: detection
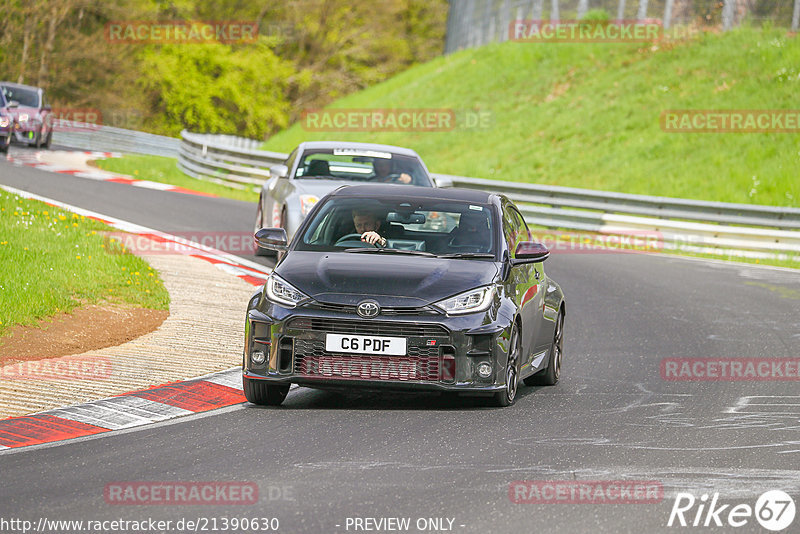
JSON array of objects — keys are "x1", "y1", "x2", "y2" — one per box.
[
  {"x1": 436, "y1": 252, "x2": 495, "y2": 259},
  {"x1": 343, "y1": 248, "x2": 435, "y2": 257}
]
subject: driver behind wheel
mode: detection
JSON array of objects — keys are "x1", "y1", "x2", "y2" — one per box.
[
  {"x1": 351, "y1": 209, "x2": 405, "y2": 246},
  {"x1": 372, "y1": 158, "x2": 412, "y2": 184}
]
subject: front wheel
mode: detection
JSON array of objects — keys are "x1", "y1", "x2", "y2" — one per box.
[
  {"x1": 243, "y1": 376, "x2": 289, "y2": 406},
  {"x1": 43, "y1": 129, "x2": 52, "y2": 149},
  {"x1": 0, "y1": 136, "x2": 8, "y2": 154},
  {"x1": 491, "y1": 324, "x2": 520, "y2": 407},
  {"x1": 525, "y1": 309, "x2": 563, "y2": 386}
]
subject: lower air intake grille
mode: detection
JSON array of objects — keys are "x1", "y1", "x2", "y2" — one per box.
[{"x1": 294, "y1": 339, "x2": 440, "y2": 381}]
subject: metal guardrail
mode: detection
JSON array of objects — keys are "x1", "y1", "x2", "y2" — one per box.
[
  {"x1": 174, "y1": 131, "x2": 800, "y2": 260},
  {"x1": 177, "y1": 130, "x2": 285, "y2": 190},
  {"x1": 53, "y1": 125, "x2": 180, "y2": 158}
]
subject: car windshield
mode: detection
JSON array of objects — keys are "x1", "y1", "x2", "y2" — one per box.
[
  {"x1": 1, "y1": 85, "x2": 39, "y2": 108},
  {"x1": 293, "y1": 148, "x2": 431, "y2": 186},
  {"x1": 296, "y1": 196, "x2": 497, "y2": 258}
]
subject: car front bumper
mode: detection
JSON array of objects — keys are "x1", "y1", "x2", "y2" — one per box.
[{"x1": 243, "y1": 296, "x2": 514, "y2": 396}]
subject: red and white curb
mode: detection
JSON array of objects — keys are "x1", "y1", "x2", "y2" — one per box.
[
  {"x1": 1, "y1": 184, "x2": 270, "y2": 287},
  {"x1": 5, "y1": 149, "x2": 217, "y2": 197},
  {"x1": 0, "y1": 368, "x2": 248, "y2": 450}
]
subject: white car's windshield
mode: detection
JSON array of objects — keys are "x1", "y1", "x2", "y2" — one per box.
[{"x1": 294, "y1": 149, "x2": 432, "y2": 186}]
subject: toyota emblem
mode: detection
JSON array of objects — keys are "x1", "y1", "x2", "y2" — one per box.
[{"x1": 357, "y1": 300, "x2": 380, "y2": 318}]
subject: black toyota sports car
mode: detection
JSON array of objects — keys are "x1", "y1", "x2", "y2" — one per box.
[{"x1": 244, "y1": 185, "x2": 565, "y2": 407}]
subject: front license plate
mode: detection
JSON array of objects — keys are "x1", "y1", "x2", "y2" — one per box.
[{"x1": 325, "y1": 333, "x2": 407, "y2": 356}]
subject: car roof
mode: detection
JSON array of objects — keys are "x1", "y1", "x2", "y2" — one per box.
[
  {"x1": 297, "y1": 141, "x2": 420, "y2": 158},
  {"x1": 0, "y1": 82, "x2": 42, "y2": 92},
  {"x1": 329, "y1": 184, "x2": 497, "y2": 204}
]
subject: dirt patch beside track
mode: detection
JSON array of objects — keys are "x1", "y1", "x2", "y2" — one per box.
[{"x1": 0, "y1": 305, "x2": 168, "y2": 363}]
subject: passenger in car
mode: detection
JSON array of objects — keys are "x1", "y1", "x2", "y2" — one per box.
[{"x1": 449, "y1": 211, "x2": 491, "y2": 251}]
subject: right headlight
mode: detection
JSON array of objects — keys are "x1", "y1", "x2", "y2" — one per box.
[
  {"x1": 0, "y1": 117, "x2": 9, "y2": 128},
  {"x1": 434, "y1": 286, "x2": 495, "y2": 315},
  {"x1": 266, "y1": 274, "x2": 309, "y2": 307}
]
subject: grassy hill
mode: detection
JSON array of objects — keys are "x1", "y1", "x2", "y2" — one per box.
[{"x1": 265, "y1": 27, "x2": 799, "y2": 207}]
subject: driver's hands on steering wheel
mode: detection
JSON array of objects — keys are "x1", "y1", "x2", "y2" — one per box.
[
  {"x1": 394, "y1": 173, "x2": 412, "y2": 184},
  {"x1": 361, "y1": 231, "x2": 386, "y2": 246}
]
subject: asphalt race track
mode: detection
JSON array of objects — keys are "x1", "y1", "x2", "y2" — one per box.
[{"x1": 2, "y1": 148, "x2": 799, "y2": 533}]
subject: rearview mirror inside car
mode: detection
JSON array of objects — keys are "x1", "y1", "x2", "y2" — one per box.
[
  {"x1": 387, "y1": 212, "x2": 426, "y2": 225},
  {"x1": 255, "y1": 227, "x2": 288, "y2": 251}
]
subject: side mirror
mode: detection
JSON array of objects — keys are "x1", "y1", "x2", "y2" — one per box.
[
  {"x1": 7, "y1": 101, "x2": 19, "y2": 109},
  {"x1": 271, "y1": 164, "x2": 288, "y2": 179},
  {"x1": 512, "y1": 241, "x2": 550, "y2": 263},
  {"x1": 434, "y1": 176, "x2": 453, "y2": 188},
  {"x1": 42, "y1": 105, "x2": 52, "y2": 111},
  {"x1": 255, "y1": 227, "x2": 288, "y2": 251}
]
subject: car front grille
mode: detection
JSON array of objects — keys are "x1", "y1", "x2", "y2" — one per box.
[
  {"x1": 293, "y1": 339, "x2": 441, "y2": 381},
  {"x1": 286, "y1": 317, "x2": 448, "y2": 338}
]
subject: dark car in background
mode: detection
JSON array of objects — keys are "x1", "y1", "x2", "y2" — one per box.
[
  {"x1": 244, "y1": 185, "x2": 566, "y2": 407},
  {"x1": 0, "y1": 82, "x2": 53, "y2": 149},
  {"x1": 254, "y1": 141, "x2": 445, "y2": 256}
]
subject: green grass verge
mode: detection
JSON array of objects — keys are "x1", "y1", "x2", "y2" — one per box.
[
  {"x1": 264, "y1": 26, "x2": 799, "y2": 208},
  {"x1": 93, "y1": 154, "x2": 260, "y2": 203},
  {"x1": 0, "y1": 192, "x2": 170, "y2": 337}
]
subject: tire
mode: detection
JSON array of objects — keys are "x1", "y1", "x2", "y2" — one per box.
[
  {"x1": 43, "y1": 130, "x2": 52, "y2": 149},
  {"x1": 254, "y1": 199, "x2": 274, "y2": 257},
  {"x1": 525, "y1": 309, "x2": 563, "y2": 386},
  {"x1": 33, "y1": 130, "x2": 42, "y2": 148},
  {"x1": 491, "y1": 323, "x2": 521, "y2": 407},
  {"x1": 243, "y1": 376, "x2": 289, "y2": 406},
  {"x1": 0, "y1": 137, "x2": 8, "y2": 154}
]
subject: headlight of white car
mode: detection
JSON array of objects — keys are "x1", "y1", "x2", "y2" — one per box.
[
  {"x1": 266, "y1": 274, "x2": 309, "y2": 307},
  {"x1": 0, "y1": 117, "x2": 8, "y2": 128},
  {"x1": 19, "y1": 114, "x2": 28, "y2": 123},
  {"x1": 300, "y1": 195, "x2": 319, "y2": 216},
  {"x1": 435, "y1": 286, "x2": 495, "y2": 315}
]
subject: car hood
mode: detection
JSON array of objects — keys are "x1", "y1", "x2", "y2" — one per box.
[
  {"x1": 292, "y1": 179, "x2": 363, "y2": 197},
  {"x1": 6, "y1": 106, "x2": 42, "y2": 120},
  {"x1": 276, "y1": 251, "x2": 499, "y2": 307}
]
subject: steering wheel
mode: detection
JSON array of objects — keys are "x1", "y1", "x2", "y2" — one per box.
[{"x1": 335, "y1": 233, "x2": 379, "y2": 248}]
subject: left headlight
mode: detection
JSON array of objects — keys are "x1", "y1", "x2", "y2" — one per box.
[
  {"x1": 300, "y1": 195, "x2": 319, "y2": 216},
  {"x1": 19, "y1": 114, "x2": 29, "y2": 123},
  {"x1": 266, "y1": 274, "x2": 309, "y2": 307},
  {"x1": 434, "y1": 286, "x2": 495, "y2": 315},
  {"x1": 0, "y1": 117, "x2": 8, "y2": 128}
]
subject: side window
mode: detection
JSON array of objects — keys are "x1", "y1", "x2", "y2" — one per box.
[
  {"x1": 284, "y1": 149, "x2": 298, "y2": 177},
  {"x1": 510, "y1": 207, "x2": 530, "y2": 243},
  {"x1": 502, "y1": 206, "x2": 516, "y2": 256}
]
